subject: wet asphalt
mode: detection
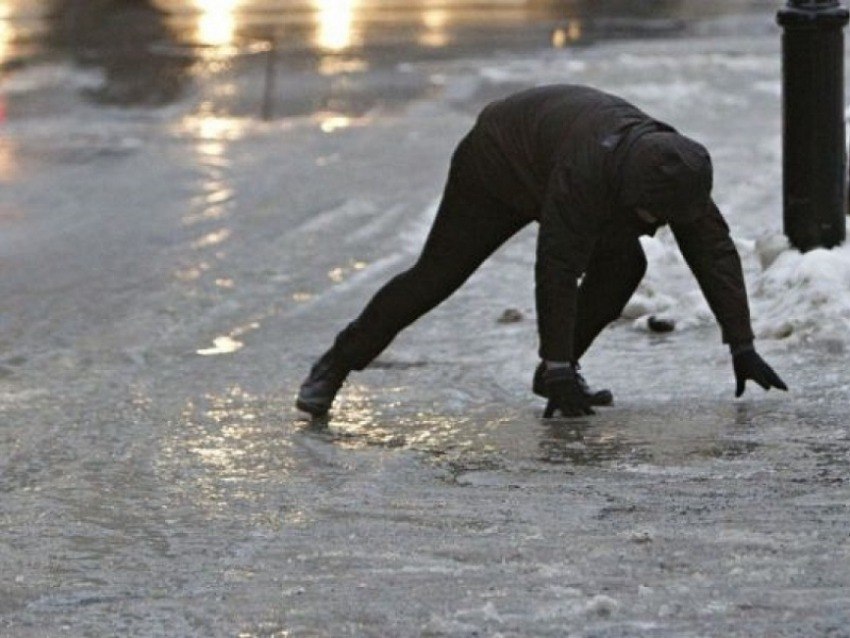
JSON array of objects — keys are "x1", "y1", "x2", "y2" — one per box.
[{"x1": 2, "y1": 2, "x2": 849, "y2": 636}]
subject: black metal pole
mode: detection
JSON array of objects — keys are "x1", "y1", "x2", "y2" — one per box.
[{"x1": 777, "y1": 0, "x2": 849, "y2": 251}]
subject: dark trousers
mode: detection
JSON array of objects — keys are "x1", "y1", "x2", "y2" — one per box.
[{"x1": 332, "y1": 137, "x2": 648, "y2": 371}]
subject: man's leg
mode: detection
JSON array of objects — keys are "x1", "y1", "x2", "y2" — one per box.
[
  {"x1": 532, "y1": 234, "x2": 646, "y2": 407},
  {"x1": 334, "y1": 187, "x2": 527, "y2": 368},
  {"x1": 573, "y1": 234, "x2": 647, "y2": 361},
  {"x1": 532, "y1": 237, "x2": 646, "y2": 405},
  {"x1": 298, "y1": 166, "x2": 528, "y2": 415}
]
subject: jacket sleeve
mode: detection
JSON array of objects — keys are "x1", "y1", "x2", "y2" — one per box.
[
  {"x1": 669, "y1": 200, "x2": 755, "y2": 346},
  {"x1": 535, "y1": 163, "x2": 605, "y2": 362}
]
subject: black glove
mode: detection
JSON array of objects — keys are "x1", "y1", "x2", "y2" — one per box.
[
  {"x1": 732, "y1": 347, "x2": 788, "y2": 398},
  {"x1": 542, "y1": 364, "x2": 595, "y2": 418}
]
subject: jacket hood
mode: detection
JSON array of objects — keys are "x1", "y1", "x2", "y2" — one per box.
[{"x1": 618, "y1": 131, "x2": 713, "y2": 220}]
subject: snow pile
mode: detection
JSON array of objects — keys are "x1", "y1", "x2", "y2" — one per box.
[
  {"x1": 622, "y1": 230, "x2": 714, "y2": 331},
  {"x1": 752, "y1": 228, "x2": 850, "y2": 344},
  {"x1": 623, "y1": 221, "x2": 850, "y2": 347}
]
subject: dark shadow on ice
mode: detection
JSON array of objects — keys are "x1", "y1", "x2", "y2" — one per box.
[
  {"x1": 46, "y1": 0, "x2": 192, "y2": 106},
  {"x1": 368, "y1": 359, "x2": 429, "y2": 371},
  {"x1": 534, "y1": 399, "x2": 773, "y2": 467}
]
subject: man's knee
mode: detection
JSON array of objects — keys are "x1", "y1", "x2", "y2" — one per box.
[{"x1": 580, "y1": 243, "x2": 647, "y2": 323}]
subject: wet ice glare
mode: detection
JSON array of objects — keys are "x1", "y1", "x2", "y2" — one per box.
[{"x1": 1, "y1": 3, "x2": 850, "y2": 637}]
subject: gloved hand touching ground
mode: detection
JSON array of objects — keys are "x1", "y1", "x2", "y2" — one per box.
[
  {"x1": 542, "y1": 363, "x2": 596, "y2": 418},
  {"x1": 732, "y1": 344, "x2": 788, "y2": 398}
]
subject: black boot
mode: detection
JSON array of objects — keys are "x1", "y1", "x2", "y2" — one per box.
[
  {"x1": 296, "y1": 349, "x2": 350, "y2": 416},
  {"x1": 533, "y1": 361, "x2": 613, "y2": 406}
]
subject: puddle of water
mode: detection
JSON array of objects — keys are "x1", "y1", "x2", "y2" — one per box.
[{"x1": 295, "y1": 389, "x2": 772, "y2": 475}]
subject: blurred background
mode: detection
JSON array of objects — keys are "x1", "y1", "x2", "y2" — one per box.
[{"x1": 1, "y1": 0, "x2": 776, "y2": 114}]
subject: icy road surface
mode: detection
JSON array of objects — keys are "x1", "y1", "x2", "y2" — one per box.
[{"x1": 2, "y1": 6, "x2": 850, "y2": 637}]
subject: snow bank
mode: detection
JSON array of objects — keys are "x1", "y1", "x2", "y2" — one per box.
[
  {"x1": 752, "y1": 226, "x2": 850, "y2": 345},
  {"x1": 625, "y1": 221, "x2": 850, "y2": 347},
  {"x1": 623, "y1": 230, "x2": 714, "y2": 331}
]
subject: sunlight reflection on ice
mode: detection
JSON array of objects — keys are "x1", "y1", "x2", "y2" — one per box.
[
  {"x1": 319, "y1": 115, "x2": 352, "y2": 133},
  {"x1": 194, "y1": 0, "x2": 239, "y2": 48},
  {"x1": 317, "y1": 57, "x2": 368, "y2": 76},
  {"x1": 0, "y1": 137, "x2": 21, "y2": 181},
  {"x1": 0, "y1": 4, "x2": 12, "y2": 67},
  {"x1": 158, "y1": 387, "x2": 305, "y2": 517},
  {"x1": 314, "y1": 0, "x2": 360, "y2": 52},
  {"x1": 315, "y1": 112, "x2": 372, "y2": 133},
  {"x1": 419, "y1": 9, "x2": 451, "y2": 48},
  {"x1": 173, "y1": 110, "x2": 246, "y2": 287},
  {"x1": 191, "y1": 228, "x2": 232, "y2": 249},
  {"x1": 182, "y1": 113, "x2": 248, "y2": 142},
  {"x1": 197, "y1": 335, "x2": 244, "y2": 356}
]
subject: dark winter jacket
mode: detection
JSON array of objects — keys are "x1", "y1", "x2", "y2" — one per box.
[{"x1": 465, "y1": 84, "x2": 754, "y2": 361}]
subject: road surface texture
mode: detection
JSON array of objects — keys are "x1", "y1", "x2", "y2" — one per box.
[{"x1": 2, "y1": 1, "x2": 849, "y2": 636}]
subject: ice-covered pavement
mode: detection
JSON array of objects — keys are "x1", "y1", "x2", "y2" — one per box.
[{"x1": 2, "y1": 10, "x2": 850, "y2": 638}]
